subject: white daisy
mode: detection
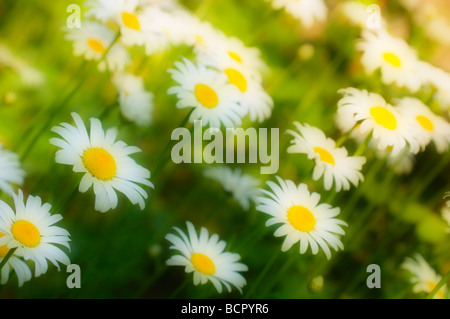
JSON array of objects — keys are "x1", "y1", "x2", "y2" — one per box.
[
  {"x1": 203, "y1": 166, "x2": 260, "y2": 211},
  {"x1": 357, "y1": 29, "x2": 424, "y2": 92},
  {"x1": 0, "y1": 232, "x2": 32, "y2": 287},
  {"x1": 165, "y1": 221, "x2": 248, "y2": 294},
  {"x1": 112, "y1": 72, "x2": 154, "y2": 126},
  {"x1": 287, "y1": 123, "x2": 366, "y2": 192},
  {"x1": 139, "y1": 5, "x2": 190, "y2": 53},
  {"x1": 338, "y1": 87, "x2": 419, "y2": 156},
  {"x1": 338, "y1": 1, "x2": 386, "y2": 29},
  {"x1": 0, "y1": 145, "x2": 25, "y2": 194},
  {"x1": 421, "y1": 63, "x2": 450, "y2": 116},
  {"x1": 201, "y1": 57, "x2": 273, "y2": 123},
  {"x1": 64, "y1": 21, "x2": 130, "y2": 72},
  {"x1": 257, "y1": 177, "x2": 347, "y2": 259},
  {"x1": 50, "y1": 112, "x2": 153, "y2": 213},
  {"x1": 402, "y1": 254, "x2": 448, "y2": 299},
  {"x1": 395, "y1": 97, "x2": 450, "y2": 154},
  {"x1": 197, "y1": 35, "x2": 267, "y2": 81},
  {"x1": 0, "y1": 190, "x2": 70, "y2": 277},
  {"x1": 269, "y1": 0, "x2": 327, "y2": 28},
  {"x1": 167, "y1": 57, "x2": 245, "y2": 128}
]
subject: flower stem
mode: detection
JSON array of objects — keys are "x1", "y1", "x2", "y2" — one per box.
[
  {"x1": 0, "y1": 247, "x2": 17, "y2": 271},
  {"x1": 353, "y1": 131, "x2": 372, "y2": 157},
  {"x1": 169, "y1": 277, "x2": 190, "y2": 299},
  {"x1": 335, "y1": 123, "x2": 357, "y2": 147},
  {"x1": 151, "y1": 108, "x2": 194, "y2": 176},
  {"x1": 411, "y1": 151, "x2": 450, "y2": 200},
  {"x1": 243, "y1": 248, "x2": 280, "y2": 298},
  {"x1": 19, "y1": 32, "x2": 121, "y2": 162}
]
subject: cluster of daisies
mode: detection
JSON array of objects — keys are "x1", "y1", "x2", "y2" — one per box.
[
  {"x1": 0, "y1": 148, "x2": 70, "y2": 286},
  {"x1": 1, "y1": 0, "x2": 448, "y2": 298}
]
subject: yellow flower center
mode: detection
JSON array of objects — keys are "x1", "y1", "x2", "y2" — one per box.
[
  {"x1": 82, "y1": 147, "x2": 117, "y2": 181},
  {"x1": 427, "y1": 281, "x2": 445, "y2": 299},
  {"x1": 228, "y1": 51, "x2": 242, "y2": 63},
  {"x1": 0, "y1": 233, "x2": 9, "y2": 258},
  {"x1": 87, "y1": 39, "x2": 106, "y2": 53},
  {"x1": 383, "y1": 52, "x2": 402, "y2": 68},
  {"x1": 287, "y1": 205, "x2": 316, "y2": 232},
  {"x1": 416, "y1": 115, "x2": 434, "y2": 132},
  {"x1": 194, "y1": 84, "x2": 219, "y2": 108},
  {"x1": 191, "y1": 253, "x2": 215, "y2": 275},
  {"x1": 121, "y1": 12, "x2": 140, "y2": 31},
  {"x1": 370, "y1": 106, "x2": 397, "y2": 130},
  {"x1": 313, "y1": 147, "x2": 335, "y2": 166},
  {"x1": 11, "y1": 221, "x2": 41, "y2": 248},
  {"x1": 224, "y1": 68, "x2": 247, "y2": 93}
]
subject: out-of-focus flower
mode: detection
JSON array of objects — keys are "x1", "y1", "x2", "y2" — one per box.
[
  {"x1": 50, "y1": 112, "x2": 153, "y2": 212},
  {"x1": 203, "y1": 166, "x2": 260, "y2": 211},
  {"x1": 201, "y1": 56, "x2": 273, "y2": 123},
  {"x1": 0, "y1": 145, "x2": 25, "y2": 194},
  {"x1": 287, "y1": 122, "x2": 366, "y2": 192},
  {"x1": 0, "y1": 190, "x2": 71, "y2": 277},
  {"x1": 166, "y1": 221, "x2": 248, "y2": 294},
  {"x1": 112, "y1": 72, "x2": 154, "y2": 127},
  {"x1": 396, "y1": 97, "x2": 450, "y2": 154},
  {"x1": 257, "y1": 177, "x2": 347, "y2": 259},
  {"x1": 338, "y1": 88, "x2": 419, "y2": 156},
  {"x1": 0, "y1": 232, "x2": 32, "y2": 287},
  {"x1": 269, "y1": 0, "x2": 327, "y2": 28},
  {"x1": 357, "y1": 30, "x2": 424, "y2": 92},
  {"x1": 402, "y1": 254, "x2": 448, "y2": 299},
  {"x1": 64, "y1": 22, "x2": 130, "y2": 72},
  {"x1": 167, "y1": 57, "x2": 245, "y2": 128}
]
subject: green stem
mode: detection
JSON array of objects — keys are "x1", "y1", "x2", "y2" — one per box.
[
  {"x1": 411, "y1": 151, "x2": 450, "y2": 199},
  {"x1": 244, "y1": 249, "x2": 280, "y2": 298},
  {"x1": 169, "y1": 277, "x2": 190, "y2": 299},
  {"x1": 19, "y1": 32, "x2": 121, "y2": 162},
  {"x1": 426, "y1": 270, "x2": 450, "y2": 299},
  {"x1": 151, "y1": 108, "x2": 194, "y2": 175},
  {"x1": 0, "y1": 247, "x2": 17, "y2": 272},
  {"x1": 353, "y1": 131, "x2": 372, "y2": 157},
  {"x1": 335, "y1": 123, "x2": 357, "y2": 148}
]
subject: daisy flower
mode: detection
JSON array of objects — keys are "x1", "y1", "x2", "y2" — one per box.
[
  {"x1": 201, "y1": 56, "x2": 273, "y2": 123},
  {"x1": 0, "y1": 232, "x2": 32, "y2": 287},
  {"x1": 338, "y1": 1, "x2": 386, "y2": 29},
  {"x1": 183, "y1": 18, "x2": 226, "y2": 53},
  {"x1": 287, "y1": 123, "x2": 366, "y2": 191},
  {"x1": 269, "y1": 0, "x2": 327, "y2": 28},
  {"x1": 402, "y1": 254, "x2": 448, "y2": 299},
  {"x1": 197, "y1": 35, "x2": 267, "y2": 80},
  {"x1": 165, "y1": 221, "x2": 248, "y2": 294},
  {"x1": 337, "y1": 87, "x2": 419, "y2": 156},
  {"x1": 112, "y1": 72, "x2": 154, "y2": 127},
  {"x1": 167, "y1": 57, "x2": 245, "y2": 128},
  {"x1": 64, "y1": 21, "x2": 129, "y2": 72},
  {"x1": 0, "y1": 145, "x2": 25, "y2": 194},
  {"x1": 396, "y1": 97, "x2": 450, "y2": 153},
  {"x1": 0, "y1": 190, "x2": 70, "y2": 277},
  {"x1": 203, "y1": 166, "x2": 260, "y2": 211},
  {"x1": 357, "y1": 29, "x2": 424, "y2": 92},
  {"x1": 139, "y1": 5, "x2": 190, "y2": 52},
  {"x1": 50, "y1": 112, "x2": 153, "y2": 213},
  {"x1": 256, "y1": 177, "x2": 347, "y2": 259}
]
